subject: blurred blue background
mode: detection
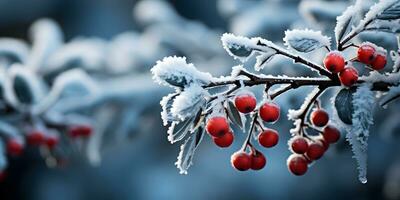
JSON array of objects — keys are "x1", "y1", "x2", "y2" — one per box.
[{"x1": 0, "y1": 0, "x2": 399, "y2": 199}]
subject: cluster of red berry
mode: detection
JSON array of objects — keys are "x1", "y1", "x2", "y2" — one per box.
[
  {"x1": 324, "y1": 42, "x2": 387, "y2": 87},
  {"x1": 206, "y1": 92, "x2": 280, "y2": 171},
  {"x1": 5, "y1": 125, "x2": 92, "y2": 158},
  {"x1": 287, "y1": 108, "x2": 340, "y2": 176}
]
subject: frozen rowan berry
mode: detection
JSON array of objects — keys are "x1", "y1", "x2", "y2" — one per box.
[
  {"x1": 27, "y1": 131, "x2": 45, "y2": 145},
  {"x1": 7, "y1": 139, "x2": 24, "y2": 156},
  {"x1": 213, "y1": 131, "x2": 234, "y2": 148},
  {"x1": 68, "y1": 125, "x2": 93, "y2": 138},
  {"x1": 310, "y1": 109, "x2": 329, "y2": 127},
  {"x1": 371, "y1": 53, "x2": 387, "y2": 70},
  {"x1": 234, "y1": 93, "x2": 257, "y2": 113},
  {"x1": 287, "y1": 154, "x2": 308, "y2": 176},
  {"x1": 206, "y1": 117, "x2": 230, "y2": 137},
  {"x1": 258, "y1": 129, "x2": 279, "y2": 148},
  {"x1": 323, "y1": 51, "x2": 345, "y2": 73},
  {"x1": 250, "y1": 150, "x2": 266, "y2": 170},
  {"x1": 306, "y1": 141, "x2": 325, "y2": 160},
  {"x1": 357, "y1": 44, "x2": 376, "y2": 64},
  {"x1": 339, "y1": 66, "x2": 358, "y2": 87},
  {"x1": 231, "y1": 151, "x2": 251, "y2": 171},
  {"x1": 290, "y1": 136, "x2": 309, "y2": 154},
  {"x1": 323, "y1": 125, "x2": 341, "y2": 144},
  {"x1": 45, "y1": 135, "x2": 59, "y2": 150},
  {"x1": 259, "y1": 102, "x2": 280, "y2": 122}
]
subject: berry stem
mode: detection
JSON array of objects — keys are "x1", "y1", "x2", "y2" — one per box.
[{"x1": 240, "y1": 114, "x2": 258, "y2": 151}]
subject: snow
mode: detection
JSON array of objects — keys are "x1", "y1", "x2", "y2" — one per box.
[
  {"x1": 171, "y1": 84, "x2": 208, "y2": 121},
  {"x1": 347, "y1": 84, "x2": 375, "y2": 184},
  {"x1": 360, "y1": 71, "x2": 400, "y2": 84},
  {"x1": 334, "y1": 0, "x2": 362, "y2": 43},
  {"x1": 151, "y1": 56, "x2": 214, "y2": 88},
  {"x1": 283, "y1": 29, "x2": 331, "y2": 53}
]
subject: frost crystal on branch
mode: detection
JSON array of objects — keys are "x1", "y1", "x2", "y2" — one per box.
[
  {"x1": 347, "y1": 84, "x2": 375, "y2": 184},
  {"x1": 283, "y1": 29, "x2": 331, "y2": 53},
  {"x1": 171, "y1": 84, "x2": 208, "y2": 121}
]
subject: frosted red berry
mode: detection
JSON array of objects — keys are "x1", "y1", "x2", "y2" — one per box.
[
  {"x1": 206, "y1": 117, "x2": 230, "y2": 137},
  {"x1": 310, "y1": 109, "x2": 329, "y2": 127},
  {"x1": 357, "y1": 44, "x2": 376, "y2": 64},
  {"x1": 259, "y1": 102, "x2": 280, "y2": 122},
  {"x1": 7, "y1": 139, "x2": 24, "y2": 156},
  {"x1": 323, "y1": 125, "x2": 340, "y2": 144},
  {"x1": 45, "y1": 135, "x2": 59, "y2": 150},
  {"x1": 258, "y1": 129, "x2": 279, "y2": 148},
  {"x1": 339, "y1": 66, "x2": 358, "y2": 87},
  {"x1": 306, "y1": 141, "x2": 325, "y2": 160},
  {"x1": 290, "y1": 137, "x2": 309, "y2": 154},
  {"x1": 27, "y1": 131, "x2": 45, "y2": 145},
  {"x1": 287, "y1": 154, "x2": 308, "y2": 176},
  {"x1": 68, "y1": 125, "x2": 93, "y2": 138},
  {"x1": 324, "y1": 51, "x2": 345, "y2": 73},
  {"x1": 213, "y1": 131, "x2": 234, "y2": 148},
  {"x1": 371, "y1": 53, "x2": 386, "y2": 70},
  {"x1": 250, "y1": 151, "x2": 266, "y2": 170},
  {"x1": 231, "y1": 151, "x2": 252, "y2": 171},
  {"x1": 234, "y1": 93, "x2": 257, "y2": 113}
]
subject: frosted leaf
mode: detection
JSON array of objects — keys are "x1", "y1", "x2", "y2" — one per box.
[
  {"x1": 167, "y1": 114, "x2": 196, "y2": 144},
  {"x1": 255, "y1": 51, "x2": 276, "y2": 71},
  {"x1": 221, "y1": 33, "x2": 276, "y2": 62},
  {"x1": 160, "y1": 93, "x2": 179, "y2": 126},
  {"x1": 45, "y1": 38, "x2": 107, "y2": 73},
  {"x1": 3, "y1": 64, "x2": 46, "y2": 108},
  {"x1": 175, "y1": 126, "x2": 204, "y2": 174},
  {"x1": 0, "y1": 39, "x2": 29, "y2": 63},
  {"x1": 365, "y1": 19, "x2": 400, "y2": 34},
  {"x1": 334, "y1": 0, "x2": 362, "y2": 44},
  {"x1": 226, "y1": 100, "x2": 243, "y2": 129},
  {"x1": 283, "y1": 29, "x2": 331, "y2": 53},
  {"x1": 334, "y1": 87, "x2": 356, "y2": 125},
  {"x1": 171, "y1": 84, "x2": 207, "y2": 121},
  {"x1": 151, "y1": 56, "x2": 213, "y2": 88},
  {"x1": 27, "y1": 18, "x2": 63, "y2": 69},
  {"x1": 347, "y1": 84, "x2": 375, "y2": 184},
  {"x1": 380, "y1": 85, "x2": 400, "y2": 108}
]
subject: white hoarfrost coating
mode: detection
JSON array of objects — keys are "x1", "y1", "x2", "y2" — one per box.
[
  {"x1": 347, "y1": 84, "x2": 375, "y2": 184},
  {"x1": 283, "y1": 29, "x2": 331, "y2": 53},
  {"x1": 171, "y1": 84, "x2": 208, "y2": 121},
  {"x1": 151, "y1": 56, "x2": 214, "y2": 87}
]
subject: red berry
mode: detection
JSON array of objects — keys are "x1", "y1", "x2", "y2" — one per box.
[
  {"x1": 318, "y1": 138, "x2": 329, "y2": 152},
  {"x1": 234, "y1": 93, "x2": 257, "y2": 113},
  {"x1": 7, "y1": 139, "x2": 24, "y2": 156},
  {"x1": 68, "y1": 125, "x2": 92, "y2": 138},
  {"x1": 290, "y1": 137, "x2": 309, "y2": 154},
  {"x1": 258, "y1": 129, "x2": 279, "y2": 148},
  {"x1": 45, "y1": 135, "x2": 59, "y2": 150},
  {"x1": 259, "y1": 102, "x2": 280, "y2": 122},
  {"x1": 339, "y1": 66, "x2": 358, "y2": 87},
  {"x1": 306, "y1": 141, "x2": 325, "y2": 160},
  {"x1": 371, "y1": 53, "x2": 386, "y2": 70},
  {"x1": 357, "y1": 44, "x2": 376, "y2": 64},
  {"x1": 310, "y1": 109, "x2": 329, "y2": 127},
  {"x1": 27, "y1": 131, "x2": 45, "y2": 145},
  {"x1": 213, "y1": 131, "x2": 234, "y2": 148},
  {"x1": 250, "y1": 151, "x2": 266, "y2": 170},
  {"x1": 206, "y1": 117, "x2": 230, "y2": 137},
  {"x1": 323, "y1": 125, "x2": 341, "y2": 144},
  {"x1": 231, "y1": 151, "x2": 251, "y2": 171},
  {"x1": 287, "y1": 154, "x2": 308, "y2": 176},
  {"x1": 323, "y1": 51, "x2": 345, "y2": 73}
]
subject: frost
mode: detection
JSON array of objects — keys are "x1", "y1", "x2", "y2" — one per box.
[
  {"x1": 380, "y1": 85, "x2": 400, "y2": 108},
  {"x1": 151, "y1": 56, "x2": 214, "y2": 88},
  {"x1": 347, "y1": 84, "x2": 375, "y2": 184},
  {"x1": 0, "y1": 39, "x2": 29, "y2": 63},
  {"x1": 221, "y1": 33, "x2": 275, "y2": 62},
  {"x1": 283, "y1": 29, "x2": 331, "y2": 53},
  {"x1": 334, "y1": 0, "x2": 362, "y2": 44},
  {"x1": 255, "y1": 51, "x2": 276, "y2": 71},
  {"x1": 288, "y1": 87, "x2": 320, "y2": 120},
  {"x1": 171, "y1": 84, "x2": 208, "y2": 121},
  {"x1": 360, "y1": 71, "x2": 400, "y2": 84},
  {"x1": 160, "y1": 93, "x2": 179, "y2": 126},
  {"x1": 175, "y1": 127, "x2": 204, "y2": 174}
]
